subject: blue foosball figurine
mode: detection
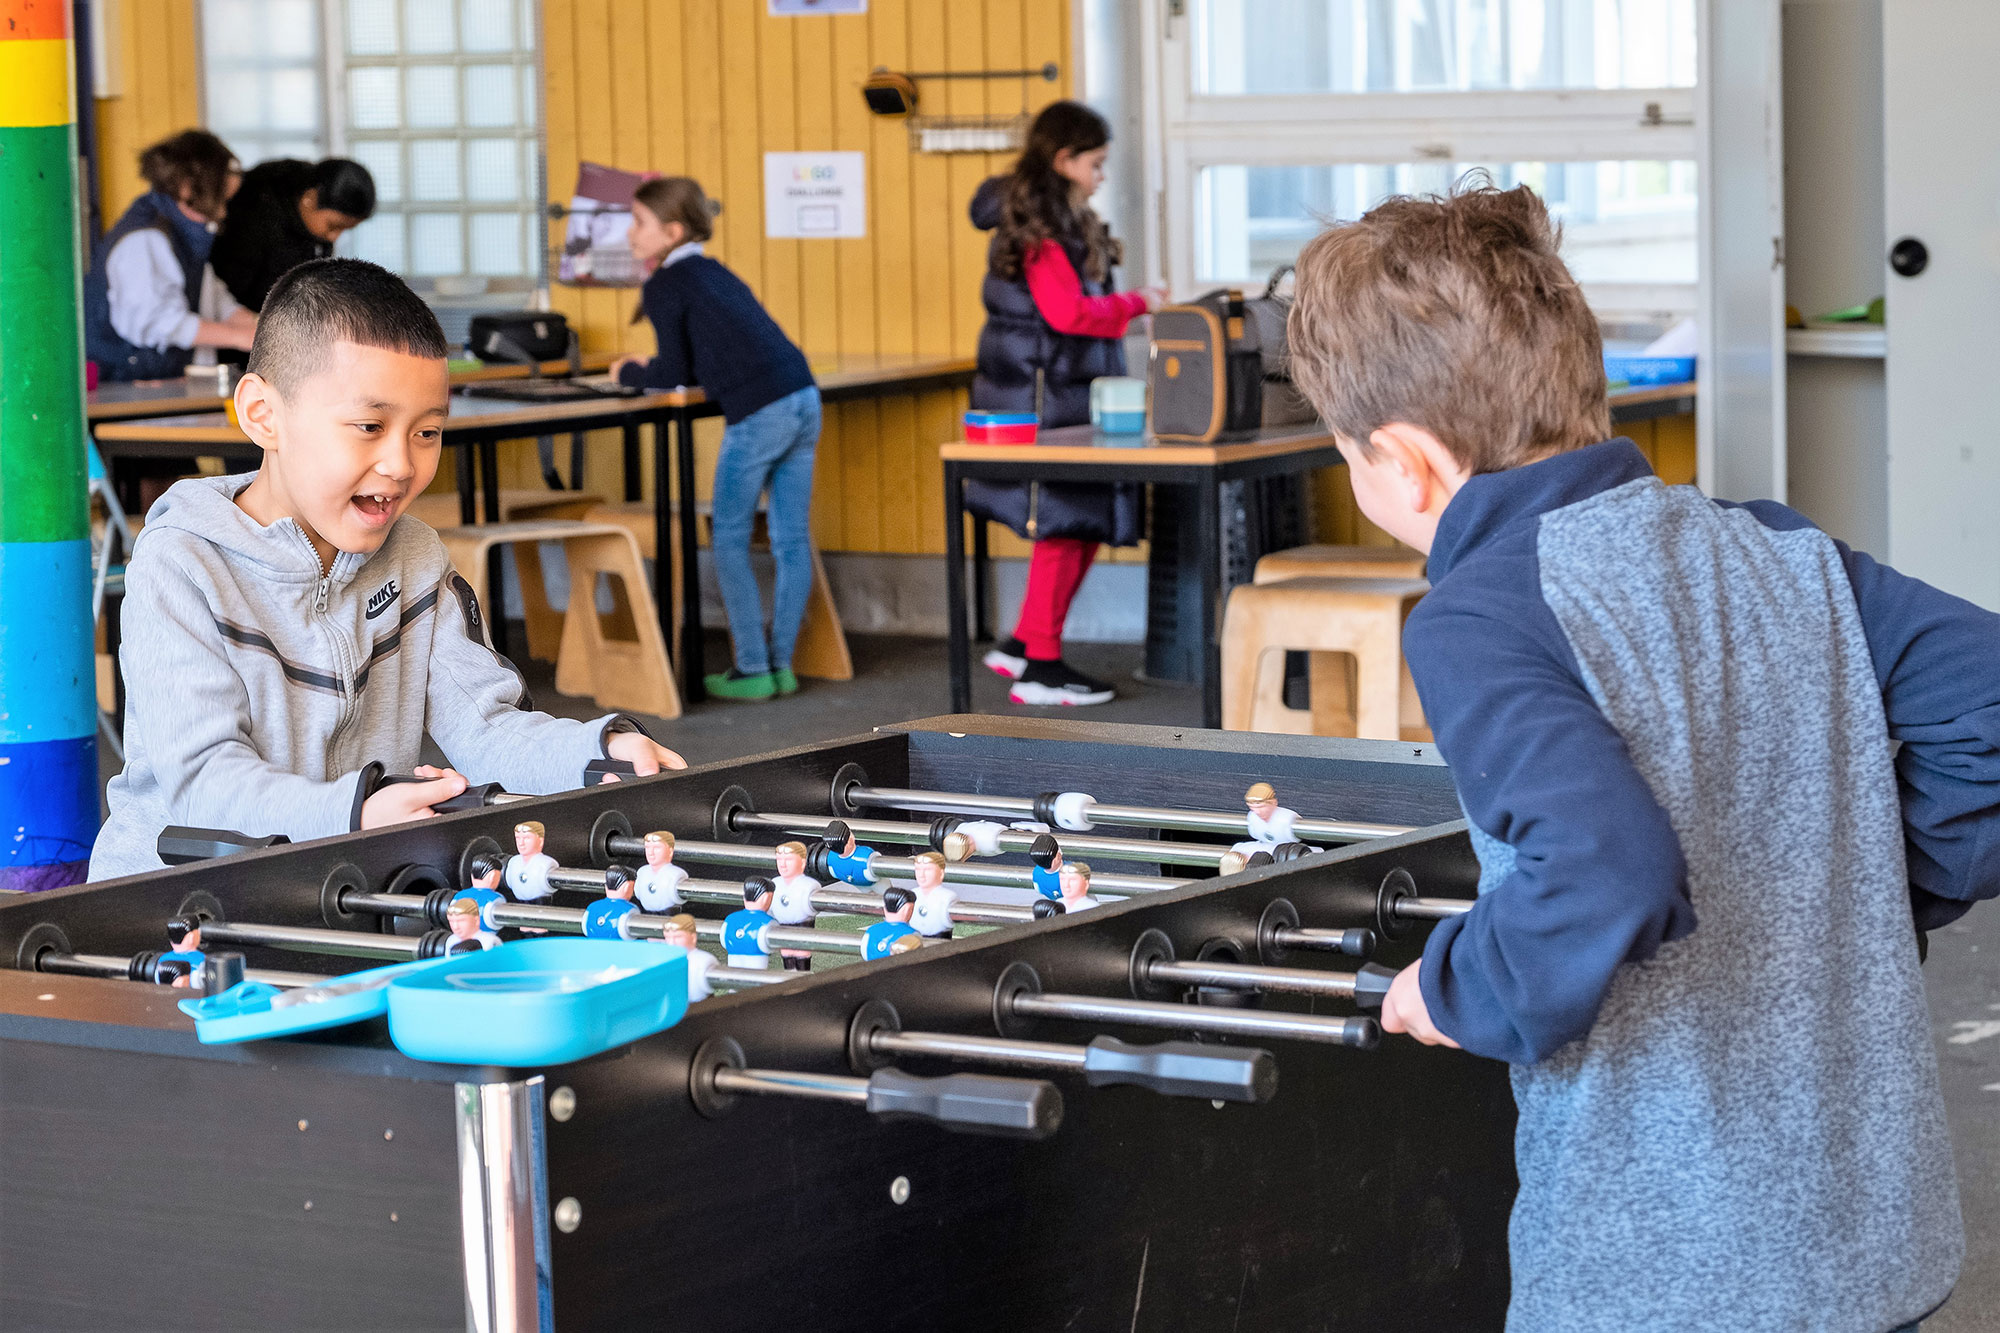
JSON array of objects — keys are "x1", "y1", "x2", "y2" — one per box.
[
  {"x1": 159, "y1": 914, "x2": 207, "y2": 989},
  {"x1": 456, "y1": 852, "x2": 509, "y2": 931},
  {"x1": 862, "y1": 887, "x2": 921, "y2": 959},
  {"x1": 821, "y1": 819, "x2": 879, "y2": 886},
  {"x1": 721, "y1": 877, "x2": 778, "y2": 969},
  {"x1": 582, "y1": 865, "x2": 641, "y2": 939},
  {"x1": 1029, "y1": 833, "x2": 1064, "y2": 900}
]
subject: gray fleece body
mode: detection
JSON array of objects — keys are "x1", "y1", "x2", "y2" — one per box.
[
  {"x1": 92, "y1": 474, "x2": 621, "y2": 880},
  {"x1": 1473, "y1": 477, "x2": 1961, "y2": 1331}
]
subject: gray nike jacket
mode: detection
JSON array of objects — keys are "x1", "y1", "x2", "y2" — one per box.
[{"x1": 91, "y1": 474, "x2": 634, "y2": 880}]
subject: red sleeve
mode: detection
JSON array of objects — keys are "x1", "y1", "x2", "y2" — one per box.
[{"x1": 1022, "y1": 240, "x2": 1147, "y2": 339}]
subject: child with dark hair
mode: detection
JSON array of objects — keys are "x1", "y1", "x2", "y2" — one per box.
[
  {"x1": 968, "y1": 101, "x2": 1165, "y2": 706},
  {"x1": 91, "y1": 259, "x2": 682, "y2": 881},
  {"x1": 84, "y1": 129, "x2": 257, "y2": 381},
  {"x1": 212, "y1": 157, "x2": 378, "y2": 311},
  {"x1": 611, "y1": 175, "x2": 820, "y2": 702}
]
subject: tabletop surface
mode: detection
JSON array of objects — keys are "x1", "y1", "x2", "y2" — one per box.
[{"x1": 91, "y1": 387, "x2": 697, "y2": 445}]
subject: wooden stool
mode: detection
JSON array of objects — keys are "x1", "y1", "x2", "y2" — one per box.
[
  {"x1": 1221, "y1": 576, "x2": 1429, "y2": 741},
  {"x1": 410, "y1": 490, "x2": 601, "y2": 659},
  {"x1": 584, "y1": 500, "x2": 853, "y2": 682},
  {"x1": 435, "y1": 520, "x2": 681, "y2": 720},
  {"x1": 1253, "y1": 543, "x2": 1426, "y2": 584}
]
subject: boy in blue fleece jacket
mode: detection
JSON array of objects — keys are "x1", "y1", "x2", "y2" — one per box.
[{"x1": 1286, "y1": 182, "x2": 1999, "y2": 1332}]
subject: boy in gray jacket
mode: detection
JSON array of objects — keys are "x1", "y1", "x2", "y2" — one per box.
[{"x1": 91, "y1": 259, "x2": 683, "y2": 880}]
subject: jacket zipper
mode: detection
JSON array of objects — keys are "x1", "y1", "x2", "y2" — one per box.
[{"x1": 292, "y1": 525, "x2": 356, "y2": 748}]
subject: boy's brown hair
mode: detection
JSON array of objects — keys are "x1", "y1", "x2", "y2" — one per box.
[
  {"x1": 1287, "y1": 178, "x2": 1610, "y2": 474},
  {"x1": 139, "y1": 129, "x2": 239, "y2": 220}
]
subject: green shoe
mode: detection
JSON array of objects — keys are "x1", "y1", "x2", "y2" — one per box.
[
  {"x1": 705, "y1": 668, "x2": 775, "y2": 701},
  {"x1": 772, "y1": 667, "x2": 799, "y2": 696}
]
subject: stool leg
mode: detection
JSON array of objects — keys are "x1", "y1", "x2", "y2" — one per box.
[
  {"x1": 1248, "y1": 647, "x2": 1312, "y2": 735},
  {"x1": 514, "y1": 541, "x2": 566, "y2": 662},
  {"x1": 1353, "y1": 608, "x2": 1404, "y2": 741},
  {"x1": 1220, "y1": 591, "x2": 1263, "y2": 731},
  {"x1": 1306, "y1": 652, "x2": 1358, "y2": 737}
]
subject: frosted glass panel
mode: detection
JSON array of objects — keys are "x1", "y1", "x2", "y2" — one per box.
[
  {"x1": 462, "y1": 0, "x2": 517, "y2": 52},
  {"x1": 349, "y1": 140, "x2": 403, "y2": 203},
  {"x1": 409, "y1": 214, "x2": 464, "y2": 276},
  {"x1": 204, "y1": 0, "x2": 263, "y2": 59},
  {"x1": 264, "y1": 0, "x2": 318, "y2": 60},
  {"x1": 470, "y1": 213, "x2": 524, "y2": 276},
  {"x1": 410, "y1": 140, "x2": 462, "y2": 201},
  {"x1": 465, "y1": 138, "x2": 519, "y2": 201},
  {"x1": 350, "y1": 216, "x2": 406, "y2": 271},
  {"x1": 347, "y1": 0, "x2": 398, "y2": 55},
  {"x1": 521, "y1": 67, "x2": 538, "y2": 127},
  {"x1": 406, "y1": 66, "x2": 459, "y2": 129},
  {"x1": 267, "y1": 67, "x2": 321, "y2": 132},
  {"x1": 404, "y1": 0, "x2": 457, "y2": 54},
  {"x1": 348, "y1": 67, "x2": 401, "y2": 129},
  {"x1": 463, "y1": 65, "x2": 518, "y2": 127},
  {"x1": 207, "y1": 79, "x2": 261, "y2": 132}
]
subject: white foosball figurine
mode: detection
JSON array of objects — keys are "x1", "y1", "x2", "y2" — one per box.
[
  {"x1": 656, "y1": 913, "x2": 718, "y2": 1001},
  {"x1": 634, "y1": 830, "x2": 688, "y2": 913},
  {"x1": 1058, "y1": 861, "x2": 1102, "y2": 913},
  {"x1": 908, "y1": 850, "x2": 958, "y2": 940},
  {"x1": 505, "y1": 820, "x2": 558, "y2": 902},
  {"x1": 445, "y1": 896, "x2": 501, "y2": 954},
  {"x1": 1232, "y1": 783, "x2": 1305, "y2": 856},
  {"x1": 769, "y1": 840, "x2": 821, "y2": 972}
]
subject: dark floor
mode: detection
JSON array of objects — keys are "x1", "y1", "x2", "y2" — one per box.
[{"x1": 98, "y1": 629, "x2": 2000, "y2": 1326}]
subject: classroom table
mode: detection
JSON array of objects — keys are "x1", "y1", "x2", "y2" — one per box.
[
  {"x1": 937, "y1": 380, "x2": 1700, "y2": 730},
  {"x1": 83, "y1": 355, "x2": 623, "y2": 422}
]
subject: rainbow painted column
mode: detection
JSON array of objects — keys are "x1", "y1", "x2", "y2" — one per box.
[{"x1": 0, "y1": 1, "x2": 98, "y2": 888}]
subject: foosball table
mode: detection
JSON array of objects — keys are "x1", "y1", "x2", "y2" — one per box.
[{"x1": 0, "y1": 716, "x2": 1515, "y2": 1332}]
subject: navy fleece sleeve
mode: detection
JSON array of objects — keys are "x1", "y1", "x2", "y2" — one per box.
[
  {"x1": 1408, "y1": 582, "x2": 1696, "y2": 1065},
  {"x1": 1732, "y1": 501, "x2": 2000, "y2": 928},
  {"x1": 618, "y1": 274, "x2": 694, "y2": 390}
]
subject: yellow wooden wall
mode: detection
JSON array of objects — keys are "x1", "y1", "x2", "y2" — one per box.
[
  {"x1": 92, "y1": 0, "x2": 205, "y2": 221},
  {"x1": 539, "y1": 0, "x2": 1087, "y2": 560}
]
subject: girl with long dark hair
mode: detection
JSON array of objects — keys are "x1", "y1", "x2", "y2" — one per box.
[{"x1": 967, "y1": 101, "x2": 1164, "y2": 706}]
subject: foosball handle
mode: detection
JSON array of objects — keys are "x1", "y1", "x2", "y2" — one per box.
[
  {"x1": 864, "y1": 1068, "x2": 1064, "y2": 1140},
  {"x1": 1081, "y1": 1036, "x2": 1278, "y2": 1104},
  {"x1": 158, "y1": 826, "x2": 292, "y2": 865},
  {"x1": 371, "y1": 774, "x2": 507, "y2": 813},
  {"x1": 1352, "y1": 962, "x2": 1399, "y2": 1009},
  {"x1": 584, "y1": 758, "x2": 638, "y2": 784}
]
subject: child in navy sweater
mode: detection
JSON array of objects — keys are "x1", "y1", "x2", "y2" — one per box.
[
  {"x1": 1288, "y1": 181, "x2": 1998, "y2": 1332},
  {"x1": 612, "y1": 177, "x2": 820, "y2": 701}
]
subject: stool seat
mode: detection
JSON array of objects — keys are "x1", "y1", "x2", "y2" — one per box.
[
  {"x1": 407, "y1": 488, "x2": 602, "y2": 529},
  {"x1": 1253, "y1": 543, "x2": 1426, "y2": 584},
  {"x1": 1222, "y1": 576, "x2": 1429, "y2": 741}
]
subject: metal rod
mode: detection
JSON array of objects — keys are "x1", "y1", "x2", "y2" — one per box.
[
  {"x1": 710, "y1": 967, "x2": 796, "y2": 990},
  {"x1": 455, "y1": 1077, "x2": 552, "y2": 1333},
  {"x1": 1010, "y1": 991, "x2": 1376, "y2": 1048},
  {"x1": 677, "y1": 881, "x2": 1035, "y2": 926},
  {"x1": 340, "y1": 890, "x2": 434, "y2": 920},
  {"x1": 733, "y1": 809, "x2": 1245, "y2": 870},
  {"x1": 711, "y1": 1066, "x2": 869, "y2": 1106},
  {"x1": 34, "y1": 951, "x2": 324, "y2": 989},
  {"x1": 1397, "y1": 897, "x2": 1472, "y2": 920},
  {"x1": 1143, "y1": 958, "x2": 1357, "y2": 999},
  {"x1": 484, "y1": 899, "x2": 871, "y2": 955},
  {"x1": 849, "y1": 785, "x2": 1413, "y2": 845},
  {"x1": 200, "y1": 921, "x2": 424, "y2": 961},
  {"x1": 870, "y1": 1029, "x2": 1089, "y2": 1073}
]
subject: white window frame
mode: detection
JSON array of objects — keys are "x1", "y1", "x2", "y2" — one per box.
[{"x1": 1138, "y1": 4, "x2": 1698, "y2": 311}]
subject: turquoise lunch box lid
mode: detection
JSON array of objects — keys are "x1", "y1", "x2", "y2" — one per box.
[{"x1": 179, "y1": 957, "x2": 452, "y2": 1044}]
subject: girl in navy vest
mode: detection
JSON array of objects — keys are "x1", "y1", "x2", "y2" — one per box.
[
  {"x1": 968, "y1": 102, "x2": 1163, "y2": 706},
  {"x1": 85, "y1": 130, "x2": 256, "y2": 382},
  {"x1": 612, "y1": 177, "x2": 820, "y2": 702}
]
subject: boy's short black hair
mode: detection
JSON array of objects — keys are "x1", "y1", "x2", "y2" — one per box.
[
  {"x1": 313, "y1": 158, "x2": 377, "y2": 220},
  {"x1": 247, "y1": 258, "x2": 448, "y2": 394}
]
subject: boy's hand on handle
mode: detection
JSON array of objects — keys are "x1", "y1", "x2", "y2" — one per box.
[
  {"x1": 360, "y1": 765, "x2": 468, "y2": 828},
  {"x1": 1379, "y1": 960, "x2": 1460, "y2": 1048},
  {"x1": 605, "y1": 730, "x2": 687, "y2": 776}
]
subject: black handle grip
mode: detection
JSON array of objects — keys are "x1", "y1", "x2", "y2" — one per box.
[
  {"x1": 1337, "y1": 928, "x2": 1377, "y2": 958},
  {"x1": 585, "y1": 758, "x2": 638, "y2": 784},
  {"x1": 374, "y1": 774, "x2": 506, "y2": 812},
  {"x1": 1352, "y1": 962, "x2": 1399, "y2": 1008},
  {"x1": 1082, "y1": 1036, "x2": 1277, "y2": 1103},
  {"x1": 864, "y1": 1068, "x2": 1063, "y2": 1139},
  {"x1": 157, "y1": 826, "x2": 291, "y2": 865}
]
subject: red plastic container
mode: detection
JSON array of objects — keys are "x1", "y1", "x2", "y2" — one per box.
[{"x1": 963, "y1": 411, "x2": 1038, "y2": 445}]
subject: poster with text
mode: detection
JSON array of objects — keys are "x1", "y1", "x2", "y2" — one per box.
[{"x1": 763, "y1": 152, "x2": 868, "y2": 239}]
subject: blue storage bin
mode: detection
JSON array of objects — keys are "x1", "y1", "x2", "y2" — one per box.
[
  {"x1": 1604, "y1": 354, "x2": 1695, "y2": 387},
  {"x1": 387, "y1": 938, "x2": 688, "y2": 1066}
]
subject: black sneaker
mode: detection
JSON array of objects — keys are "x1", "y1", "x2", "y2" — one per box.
[
  {"x1": 982, "y1": 636, "x2": 1028, "y2": 680},
  {"x1": 1009, "y1": 658, "x2": 1116, "y2": 706}
]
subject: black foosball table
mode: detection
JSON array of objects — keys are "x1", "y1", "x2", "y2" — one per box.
[{"x1": 0, "y1": 716, "x2": 1515, "y2": 1332}]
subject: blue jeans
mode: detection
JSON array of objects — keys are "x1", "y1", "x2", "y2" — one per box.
[{"x1": 710, "y1": 385, "x2": 821, "y2": 674}]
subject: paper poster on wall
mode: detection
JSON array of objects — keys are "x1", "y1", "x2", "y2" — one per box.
[
  {"x1": 763, "y1": 152, "x2": 867, "y2": 239},
  {"x1": 769, "y1": 0, "x2": 864, "y2": 13}
]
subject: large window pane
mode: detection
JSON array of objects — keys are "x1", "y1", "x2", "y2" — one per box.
[
  {"x1": 1194, "y1": 160, "x2": 1697, "y2": 289},
  {"x1": 350, "y1": 215, "x2": 406, "y2": 271},
  {"x1": 403, "y1": 0, "x2": 456, "y2": 54},
  {"x1": 347, "y1": 0, "x2": 398, "y2": 56},
  {"x1": 465, "y1": 138, "x2": 520, "y2": 201},
  {"x1": 348, "y1": 67, "x2": 401, "y2": 129},
  {"x1": 348, "y1": 140, "x2": 403, "y2": 203},
  {"x1": 462, "y1": 0, "x2": 516, "y2": 52},
  {"x1": 409, "y1": 139, "x2": 462, "y2": 201},
  {"x1": 1193, "y1": 0, "x2": 1696, "y2": 94},
  {"x1": 409, "y1": 213, "x2": 465, "y2": 276},
  {"x1": 406, "y1": 66, "x2": 460, "y2": 128},
  {"x1": 470, "y1": 212, "x2": 524, "y2": 276},
  {"x1": 463, "y1": 64, "x2": 519, "y2": 128}
]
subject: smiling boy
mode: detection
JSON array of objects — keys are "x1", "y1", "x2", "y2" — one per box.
[{"x1": 91, "y1": 259, "x2": 681, "y2": 880}]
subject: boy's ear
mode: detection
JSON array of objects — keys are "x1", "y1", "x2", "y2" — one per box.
[
  {"x1": 233, "y1": 373, "x2": 283, "y2": 453},
  {"x1": 1369, "y1": 422, "x2": 1464, "y2": 511}
]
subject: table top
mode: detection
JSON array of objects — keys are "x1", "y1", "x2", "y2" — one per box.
[
  {"x1": 1609, "y1": 379, "x2": 1698, "y2": 409},
  {"x1": 92, "y1": 389, "x2": 688, "y2": 446},
  {"x1": 941, "y1": 420, "x2": 1337, "y2": 466}
]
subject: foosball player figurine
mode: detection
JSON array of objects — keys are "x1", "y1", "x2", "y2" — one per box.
[
  {"x1": 769, "y1": 840, "x2": 820, "y2": 972},
  {"x1": 505, "y1": 820, "x2": 558, "y2": 902},
  {"x1": 821, "y1": 819, "x2": 878, "y2": 885},
  {"x1": 445, "y1": 896, "x2": 501, "y2": 955},
  {"x1": 1232, "y1": 782, "x2": 1303, "y2": 856},
  {"x1": 582, "y1": 865, "x2": 641, "y2": 939},
  {"x1": 1029, "y1": 833, "x2": 1064, "y2": 900},
  {"x1": 908, "y1": 850, "x2": 958, "y2": 941},
  {"x1": 655, "y1": 914, "x2": 718, "y2": 1001},
  {"x1": 633, "y1": 831, "x2": 687, "y2": 913},
  {"x1": 1058, "y1": 861, "x2": 1101, "y2": 913},
  {"x1": 862, "y1": 887, "x2": 921, "y2": 960},
  {"x1": 456, "y1": 851, "x2": 509, "y2": 928},
  {"x1": 722, "y1": 877, "x2": 778, "y2": 970},
  {"x1": 160, "y1": 915, "x2": 207, "y2": 989}
]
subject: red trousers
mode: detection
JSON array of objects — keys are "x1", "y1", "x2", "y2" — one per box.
[{"x1": 1013, "y1": 537, "x2": 1098, "y2": 660}]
